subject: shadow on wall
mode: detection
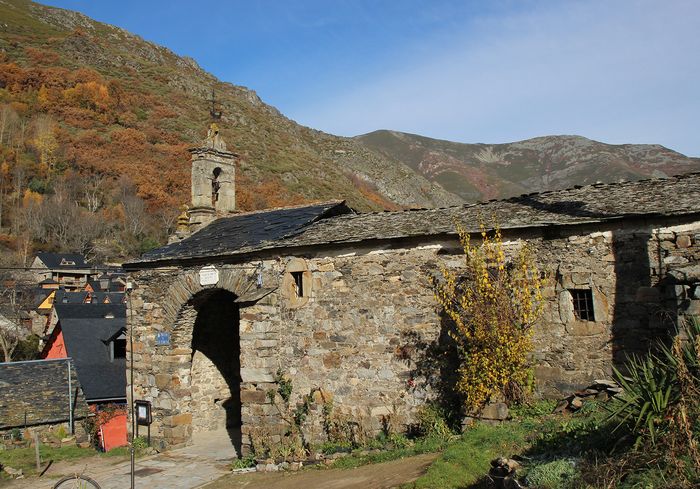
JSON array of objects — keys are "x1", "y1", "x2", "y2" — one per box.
[
  {"x1": 190, "y1": 289, "x2": 242, "y2": 454},
  {"x1": 398, "y1": 314, "x2": 462, "y2": 427},
  {"x1": 518, "y1": 194, "x2": 677, "y2": 370}
]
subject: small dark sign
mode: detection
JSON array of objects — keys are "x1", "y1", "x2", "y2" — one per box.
[
  {"x1": 135, "y1": 400, "x2": 152, "y2": 426},
  {"x1": 155, "y1": 332, "x2": 170, "y2": 346}
]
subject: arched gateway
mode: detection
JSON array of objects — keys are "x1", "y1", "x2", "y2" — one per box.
[{"x1": 127, "y1": 267, "x2": 256, "y2": 455}]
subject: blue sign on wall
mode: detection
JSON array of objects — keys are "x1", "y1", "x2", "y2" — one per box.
[{"x1": 155, "y1": 332, "x2": 171, "y2": 346}]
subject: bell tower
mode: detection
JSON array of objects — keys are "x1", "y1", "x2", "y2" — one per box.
[{"x1": 188, "y1": 123, "x2": 238, "y2": 231}]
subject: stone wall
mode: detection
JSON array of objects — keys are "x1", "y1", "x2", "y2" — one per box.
[
  {"x1": 0, "y1": 359, "x2": 89, "y2": 430},
  {"x1": 126, "y1": 216, "x2": 700, "y2": 450},
  {"x1": 650, "y1": 224, "x2": 700, "y2": 329}
]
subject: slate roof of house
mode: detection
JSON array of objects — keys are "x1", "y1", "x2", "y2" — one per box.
[
  {"x1": 0, "y1": 359, "x2": 89, "y2": 429},
  {"x1": 59, "y1": 317, "x2": 126, "y2": 402},
  {"x1": 87, "y1": 279, "x2": 125, "y2": 293},
  {"x1": 91, "y1": 292, "x2": 125, "y2": 304},
  {"x1": 32, "y1": 288, "x2": 52, "y2": 308},
  {"x1": 35, "y1": 252, "x2": 91, "y2": 270},
  {"x1": 54, "y1": 290, "x2": 89, "y2": 304},
  {"x1": 126, "y1": 173, "x2": 700, "y2": 267},
  {"x1": 54, "y1": 303, "x2": 126, "y2": 319}
]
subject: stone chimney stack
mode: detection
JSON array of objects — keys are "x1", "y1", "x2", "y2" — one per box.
[{"x1": 188, "y1": 123, "x2": 238, "y2": 232}]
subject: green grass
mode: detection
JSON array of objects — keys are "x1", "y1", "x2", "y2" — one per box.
[
  {"x1": 403, "y1": 397, "x2": 694, "y2": 489},
  {"x1": 329, "y1": 436, "x2": 449, "y2": 470},
  {"x1": 524, "y1": 459, "x2": 578, "y2": 489},
  {"x1": 0, "y1": 445, "x2": 100, "y2": 476},
  {"x1": 405, "y1": 422, "x2": 531, "y2": 489}
]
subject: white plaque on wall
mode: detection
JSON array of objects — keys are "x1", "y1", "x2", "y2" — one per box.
[{"x1": 199, "y1": 266, "x2": 219, "y2": 286}]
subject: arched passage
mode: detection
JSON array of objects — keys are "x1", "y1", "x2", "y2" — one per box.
[
  {"x1": 166, "y1": 286, "x2": 243, "y2": 456},
  {"x1": 189, "y1": 289, "x2": 241, "y2": 442}
]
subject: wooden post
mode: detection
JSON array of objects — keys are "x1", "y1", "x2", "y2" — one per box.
[{"x1": 33, "y1": 431, "x2": 41, "y2": 471}]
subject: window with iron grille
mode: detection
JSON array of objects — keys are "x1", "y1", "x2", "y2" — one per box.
[{"x1": 570, "y1": 289, "x2": 595, "y2": 321}]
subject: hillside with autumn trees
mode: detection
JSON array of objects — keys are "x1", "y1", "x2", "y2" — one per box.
[
  {"x1": 0, "y1": 0, "x2": 461, "y2": 263},
  {"x1": 1, "y1": 0, "x2": 698, "y2": 265}
]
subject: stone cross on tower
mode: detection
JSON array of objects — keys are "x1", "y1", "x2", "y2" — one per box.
[{"x1": 188, "y1": 123, "x2": 238, "y2": 231}]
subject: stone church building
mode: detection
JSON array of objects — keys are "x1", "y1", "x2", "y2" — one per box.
[{"x1": 123, "y1": 127, "x2": 700, "y2": 454}]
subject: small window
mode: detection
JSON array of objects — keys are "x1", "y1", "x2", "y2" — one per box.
[
  {"x1": 111, "y1": 337, "x2": 126, "y2": 360},
  {"x1": 291, "y1": 271, "x2": 304, "y2": 297},
  {"x1": 571, "y1": 289, "x2": 595, "y2": 321}
]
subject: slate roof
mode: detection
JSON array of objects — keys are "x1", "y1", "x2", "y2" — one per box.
[
  {"x1": 35, "y1": 252, "x2": 91, "y2": 270},
  {"x1": 54, "y1": 303, "x2": 126, "y2": 319},
  {"x1": 128, "y1": 200, "x2": 352, "y2": 265},
  {"x1": 0, "y1": 359, "x2": 89, "y2": 429},
  {"x1": 32, "y1": 288, "x2": 52, "y2": 308},
  {"x1": 55, "y1": 290, "x2": 89, "y2": 304},
  {"x1": 59, "y1": 317, "x2": 127, "y2": 402},
  {"x1": 126, "y1": 173, "x2": 700, "y2": 267},
  {"x1": 87, "y1": 279, "x2": 126, "y2": 293}
]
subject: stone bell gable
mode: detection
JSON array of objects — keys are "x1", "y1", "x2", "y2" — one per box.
[{"x1": 188, "y1": 123, "x2": 239, "y2": 231}]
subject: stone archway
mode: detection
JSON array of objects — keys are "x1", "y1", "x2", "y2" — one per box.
[{"x1": 147, "y1": 268, "x2": 252, "y2": 455}]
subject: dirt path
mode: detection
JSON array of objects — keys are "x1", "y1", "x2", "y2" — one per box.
[{"x1": 203, "y1": 453, "x2": 439, "y2": 489}]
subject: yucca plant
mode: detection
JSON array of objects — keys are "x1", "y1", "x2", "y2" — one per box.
[
  {"x1": 609, "y1": 353, "x2": 678, "y2": 445},
  {"x1": 659, "y1": 317, "x2": 700, "y2": 384}
]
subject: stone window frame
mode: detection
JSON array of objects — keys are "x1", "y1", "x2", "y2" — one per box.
[
  {"x1": 281, "y1": 258, "x2": 312, "y2": 309},
  {"x1": 290, "y1": 270, "x2": 304, "y2": 297},
  {"x1": 556, "y1": 270, "x2": 609, "y2": 326}
]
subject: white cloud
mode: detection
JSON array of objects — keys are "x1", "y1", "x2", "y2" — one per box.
[{"x1": 291, "y1": 0, "x2": 700, "y2": 155}]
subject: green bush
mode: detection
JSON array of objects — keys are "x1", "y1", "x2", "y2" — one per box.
[
  {"x1": 132, "y1": 436, "x2": 149, "y2": 452},
  {"x1": 525, "y1": 459, "x2": 578, "y2": 489},
  {"x1": 415, "y1": 404, "x2": 453, "y2": 439},
  {"x1": 387, "y1": 433, "x2": 412, "y2": 449},
  {"x1": 231, "y1": 454, "x2": 256, "y2": 469}
]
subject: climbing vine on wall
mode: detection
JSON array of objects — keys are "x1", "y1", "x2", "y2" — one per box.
[{"x1": 430, "y1": 221, "x2": 545, "y2": 413}]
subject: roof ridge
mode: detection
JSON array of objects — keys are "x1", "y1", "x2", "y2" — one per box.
[
  {"x1": 215, "y1": 200, "x2": 346, "y2": 218},
  {"x1": 349, "y1": 171, "x2": 700, "y2": 218}
]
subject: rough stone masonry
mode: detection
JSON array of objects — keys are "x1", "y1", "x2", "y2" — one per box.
[{"x1": 123, "y1": 129, "x2": 700, "y2": 451}]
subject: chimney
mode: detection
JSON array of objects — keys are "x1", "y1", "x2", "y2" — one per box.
[{"x1": 188, "y1": 123, "x2": 238, "y2": 231}]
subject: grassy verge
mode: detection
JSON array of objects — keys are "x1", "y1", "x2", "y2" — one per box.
[
  {"x1": 0, "y1": 444, "x2": 131, "y2": 478},
  {"x1": 0, "y1": 445, "x2": 98, "y2": 476},
  {"x1": 329, "y1": 436, "x2": 449, "y2": 470},
  {"x1": 405, "y1": 396, "x2": 699, "y2": 489},
  {"x1": 405, "y1": 421, "x2": 532, "y2": 489}
]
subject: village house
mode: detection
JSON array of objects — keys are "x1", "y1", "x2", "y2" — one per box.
[
  {"x1": 123, "y1": 126, "x2": 700, "y2": 455},
  {"x1": 41, "y1": 303, "x2": 128, "y2": 451},
  {"x1": 0, "y1": 262, "x2": 129, "y2": 451},
  {"x1": 31, "y1": 253, "x2": 97, "y2": 291}
]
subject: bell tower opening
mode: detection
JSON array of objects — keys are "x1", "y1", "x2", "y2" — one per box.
[{"x1": 212, "y1": 167, "x2": 222, "y2": 206}]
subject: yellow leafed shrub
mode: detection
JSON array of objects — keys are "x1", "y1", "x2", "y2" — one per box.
[{"x1": 431, "y1": 222, "x2": 545, "y2": 413}]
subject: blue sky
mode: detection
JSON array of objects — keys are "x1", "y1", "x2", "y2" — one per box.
[{"x1": 42, "y1": 0, "x2": 700, "y2": 156}]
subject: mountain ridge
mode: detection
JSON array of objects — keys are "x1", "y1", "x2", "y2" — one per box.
[{"x1": 357, "y1": 130, "x2": 700, "y2": 203}]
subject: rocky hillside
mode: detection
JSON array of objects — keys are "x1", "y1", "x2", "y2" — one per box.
[
  {"x1": 0, "y1": 0, "x2": 459, "y2": 213},
  {"x1": 357, "y1": 130, "x2": 700, "y2": 202},
  {"x1": 1, "y1": 0, "x2": 699, "y2": 220}
]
